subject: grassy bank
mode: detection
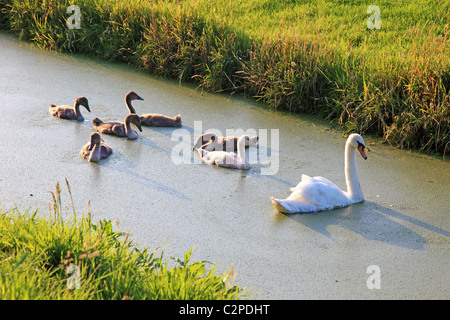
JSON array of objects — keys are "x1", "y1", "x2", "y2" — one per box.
[
  {"x1": 0, "y1": 181, "x2": 250, "y2": 299},
  {"x1": 0, "y1": 0, "x2": 449, "y2": 155}
]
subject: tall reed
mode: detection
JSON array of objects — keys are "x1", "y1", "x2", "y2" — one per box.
[{"x1": 0, "y1": 0, "x2": 448, "y2": 156}]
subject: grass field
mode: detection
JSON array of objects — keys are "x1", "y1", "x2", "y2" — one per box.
[
  {"x1": 0, "y1": 181, "x2": 250, "y2": 299},
  {"x1": 0, "y1": 0, "x2": 449, "y2": 155}
]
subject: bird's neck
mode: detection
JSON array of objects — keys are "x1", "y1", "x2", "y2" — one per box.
[
  {"x1": 125, "y1": 120, "x2": 137, "y2": 139},
  {"x1": 89, "y1": 142, "x2": 101, "y2": 161},
  {"x1": 237, "y1": 137, "x2": 247, "y2": 165},
  {"x1": 73, "y1": 102, "x2": 82, "y2": 119},
  {"x1": 344, "y1": 141, "x2": 363, "y2": 202},
  {"x1": 126, "y1": 97, "x2": 136, "y2": 114},
  {"x1": 202, "y1": 134, "x2": 218, "y2": 151}
]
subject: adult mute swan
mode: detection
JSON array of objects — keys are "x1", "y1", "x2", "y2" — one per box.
[
  {"x1": 49, "y1": 97, "x2": 90, "y2": 121},
  {"x1": 125, "y1": 91, "x2": 182, "y2": 127},
  {"x1": 197, "y1": 135, "x2": 251, "y2": 170},
  {"x1": 80, "y1": 132, "x2": 112, "y2": 162},
  {"x1": 92, "y1": 114, "x2": 142, "y2": 140},
  {"x1": 270, "y1": 133, "x2": 367, "y2": 213},
  {"x1": 192, "y1": 132, "x2": 259, "y2": 152}
]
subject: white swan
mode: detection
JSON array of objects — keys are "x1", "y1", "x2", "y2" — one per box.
[
  {"x1": 270, "y1": 133, "x2": 367, "y2": 213},
  {"x1": 80, "y1": 132, "x2": 113, "y2": 162},
  {"x1": 197, "y1": 135, "x2": 251, "y2": 169},
  {"x1": 192, "y1": 132, "x2": 259, "y2": 152}
]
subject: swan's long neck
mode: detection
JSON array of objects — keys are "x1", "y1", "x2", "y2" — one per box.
[
  {"x1": 125, "y1": 120, "x2": 137, "y2": 139},
  {"x1": 89, "y1": 142, "x2": 101, "y2": 161},
  {"x1": 202, "y1": 134, "x2": 218, "y2": 151},
  {"x1": 344, "y1": 140, "x2": 363, "y2": 202},
  {"x1": 74, "y1": 102, "x2": 81, "y2": 118},
  {"x1": 126, "y1": 97, "x2": 136, "y2": 114},
  {"x1": 237, "y1": 137, "x2": 247, "y2": 165}
]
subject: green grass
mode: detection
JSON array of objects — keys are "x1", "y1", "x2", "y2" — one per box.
[
  {"x1": 0, "y1": 180, "x2": 251, "y2": 299},
  {"x1": 0, "y1": 0, "x2": 449, "y2": 155}
]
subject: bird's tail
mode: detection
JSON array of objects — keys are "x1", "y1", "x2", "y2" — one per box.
[
  {"x1": 270, "y1": 196, "x2": 317, "y2": 214},
  {"x1": 270, "y1": 197, "x2": 290, "y2": 213},
  {"x1": 174, "y1": 114, "x2": 182, "y2": 125}
]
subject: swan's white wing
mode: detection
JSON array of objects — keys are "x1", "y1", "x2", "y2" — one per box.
[
  {"x1": 198, "y1": 149, "x2": 239, "y2": 167},
  {"x1": 290, "y1": 174, "x2": 312, "y2": 191},
  {"x1": 288, "y1": 175, "x2": 350, "y2": 209},
  {"x1": 291, "y1": 174, "x2": 335, "y2": 191},
  {"x1": 312, "y1": 176, "x2": 336, "y2": 185}
]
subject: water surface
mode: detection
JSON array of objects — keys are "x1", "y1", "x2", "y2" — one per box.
[{"x1": 0, "y1": 33, "x2": 449, "y2": 299}]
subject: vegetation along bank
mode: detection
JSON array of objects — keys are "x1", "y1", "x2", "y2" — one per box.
[
  {"x1": 0, "y1": 0, "x2": 449, "y2": 156},
  {"x1": 0, "y1": 181, "x2": 250, "y2": 299}
]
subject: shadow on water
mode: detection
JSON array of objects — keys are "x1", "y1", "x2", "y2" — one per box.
[
  {"x1": 241, "y1": 163, "x2": 294, "y2": 187},
  {"x1": 123, "y1": 169, "x2": 191, "y2": 201},
  {"x1": 91, "y1": 149, "x2": 191, "y2": 201},
  {"x1": 143, "y1": 125, "x2": 192, "y2": 138},
  {"x1": 278, "y1": 201, "x2": 450, "y2": 250},
  {"x1": 136, "y1": 135, "x2": 172, "y2": 154}
]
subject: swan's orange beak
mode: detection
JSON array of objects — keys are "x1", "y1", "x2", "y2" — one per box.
[{"x1": 358, "y1": 145, "x2": 367, "y2": 160}]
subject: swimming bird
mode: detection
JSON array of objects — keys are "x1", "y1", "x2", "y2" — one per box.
[
  {"x1": 193, "y1": 132, "x2": 259, "y2": 152},
  {"x1": 49, "y1": 97, "x2": 90, "y2": 121},
  {"x1": 139, "y1": 112, "x2": 182, "y2": 127},
  {"x1": 197, "y1": 135, "x2": 251, "y2": 169},
  {"x1": 270, "y1": 133, "x2": 368, "y2": 214},
  {"x1": 80, "y1": 132, "x2": 112, "y2": 162},
  {"x1": 125, "y1": 91, "x2": 182, "y2": 127},
  {"x1": 92, "y1": 114, "x2": 143, "y2": 140},
  {"x1": 124, "y1": 91, "x2": 144, "y2": 113}
]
